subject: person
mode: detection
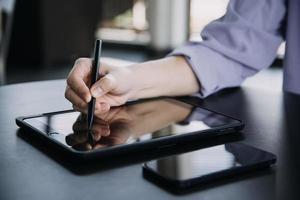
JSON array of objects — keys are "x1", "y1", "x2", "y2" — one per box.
[{"x1": 65, "y1": 0, "x2": 297, "y2": 114}]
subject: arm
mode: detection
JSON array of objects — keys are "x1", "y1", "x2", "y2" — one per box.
[
  {"x1": 169, "y1": 0, "x2": 287, "y2": 97},
  {"x1": 65, "y1": 0, "x2": 286, "y2": 113},
  {"x1": 65, "y1": 56, "x2": 198, "y2": 114}
]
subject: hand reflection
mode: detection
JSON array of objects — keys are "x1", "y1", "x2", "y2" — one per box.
[{"x1": 66, "y1": 99, "x2": 192, "y2": 151}]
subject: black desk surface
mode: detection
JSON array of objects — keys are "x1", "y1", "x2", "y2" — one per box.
[{"x1": 0, "y1": 80, "x2": 299, "y2": 200}]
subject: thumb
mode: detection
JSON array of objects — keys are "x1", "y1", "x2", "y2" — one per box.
[{"x1": 90, "y1": 74, "x2": 117, "y2": 98}]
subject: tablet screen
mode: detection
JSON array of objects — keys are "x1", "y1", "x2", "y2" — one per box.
[{"x1": 23, "y1": 99, "x2": 240, "y2": 151}]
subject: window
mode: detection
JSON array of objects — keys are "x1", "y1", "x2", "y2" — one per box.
[
  {"x1": 189, "y1": 0, "x2": 229, "y2": 41},
  {"x1": 96, "y1": 0, "x2": 150, "y2": 45}
]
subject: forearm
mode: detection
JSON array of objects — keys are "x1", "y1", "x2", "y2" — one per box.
[{"x1": 129, "y1": 56, "x2": 200, "y2": 99}]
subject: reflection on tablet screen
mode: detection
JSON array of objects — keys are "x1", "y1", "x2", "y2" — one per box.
[{"x1": 24, "y1": 99, "x2": 239, "y2": 151}]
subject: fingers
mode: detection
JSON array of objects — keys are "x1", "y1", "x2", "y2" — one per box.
[
  {"x1": 91, "y1": 74, "x2": 117, "y2": 98},
  {"x1": 66, "y1": 58, "x2": 92, "y2": 103},
  {"x1": 65, "y1": 86, "x2": 87, "y2": 110},
  {"x1": 66, "y1": 58, "x2": 123, "y2": 114},
  {"x1": 67, "y1": 77, "x2": 91, "y2": 103}
]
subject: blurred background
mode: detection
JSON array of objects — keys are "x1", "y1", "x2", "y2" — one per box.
[{"x1": 0, "y1": 0, "x2": 284, "y2": 86}]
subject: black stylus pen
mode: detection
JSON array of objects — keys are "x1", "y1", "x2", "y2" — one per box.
[{"x1": 87, "y1": 39, "x2": 102, "y2": 131}]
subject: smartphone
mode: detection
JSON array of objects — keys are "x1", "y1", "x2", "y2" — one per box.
[
  {"x1": 16, "y1": 98, "x2": 244, "y2": 160},
  {"x1": 143, "y1": 142, "x2": 276, "y2": 190}
]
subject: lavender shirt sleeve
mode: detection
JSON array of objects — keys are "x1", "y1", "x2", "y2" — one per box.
[{"x1": 170, "y1": 0, "x2": 286, "y2": 98}]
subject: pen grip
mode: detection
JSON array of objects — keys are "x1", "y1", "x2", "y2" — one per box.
[{"x1": 91, "y1": 39, "x2": 102, "y2": 86}]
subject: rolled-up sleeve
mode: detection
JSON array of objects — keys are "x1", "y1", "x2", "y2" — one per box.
[{"x1": 170, "y1": 0, "x2": 286, "y2": 98}]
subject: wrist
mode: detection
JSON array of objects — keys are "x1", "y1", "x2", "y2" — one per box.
[
  {"x1": 127, "y1": 56, "x2": 199, "y2": 100},
  {"x1": 126, "y1": 62, "x2": 153, "y2": 100}
]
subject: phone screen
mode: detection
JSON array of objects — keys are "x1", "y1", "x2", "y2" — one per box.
[
  {"x1": 144, "y1": 143, "x2": 276, "y2": 182},
  {"x1": 23, "y1": 98, "x2": 241, "y2": 152}
]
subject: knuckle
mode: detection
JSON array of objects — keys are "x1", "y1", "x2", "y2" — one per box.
[
  {"x1": 75, "y1": 58, "x2": 84, "y2": 64},
  {"x1": 100, "y1": 78, "x2": 109, "y2": 88},
  {"x1": 66, "y1": 76, "x2": 73, "y2": 86},
  {"x1": 79, "y1": 101, "x2": 86, "y2": 109},
  {"x1": 64, "y1": 89, "x2": 70, "y2": 100},
  {"x1": 64, "y1": 90, "x2": 68, "y2": 99},
  {"x1": 100, "y1": 75, "x2": 115, "y2": 90},
  {"x1": 106, "y1": 74, "x2": 116, "y2": 85}
]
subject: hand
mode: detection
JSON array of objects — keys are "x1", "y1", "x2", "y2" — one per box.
[
  {"x1": 65, "y1": 58, "x2": 138, "y2": 114},
  {"x1": 65, "y1": 56, "x2": 200, "y2": 114}
]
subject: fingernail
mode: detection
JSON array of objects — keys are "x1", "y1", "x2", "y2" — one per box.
[
  {"x1": 91, "y1": 86, "x2": 103, "y2": 98},
  {"x1": 85, "y1": 95, "x2": 91, "y2": 103}
]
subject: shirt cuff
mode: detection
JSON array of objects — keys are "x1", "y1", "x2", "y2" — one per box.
[{"x1": 169, "y1": 42, "x2": 256, "y2": 98}]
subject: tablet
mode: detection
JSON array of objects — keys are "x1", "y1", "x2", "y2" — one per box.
[{"x1": 16, "y1": 98, "x2": 244, "y2": 160}]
